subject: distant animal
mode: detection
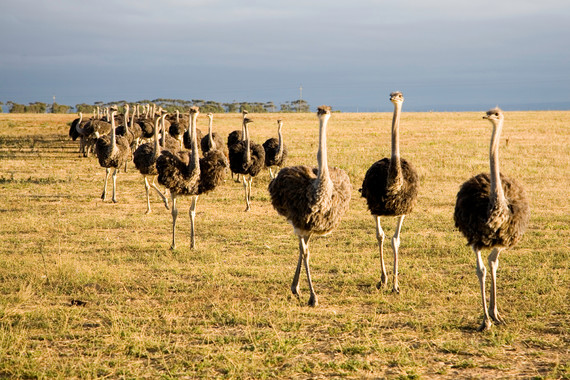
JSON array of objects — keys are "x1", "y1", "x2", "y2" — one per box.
[
  {"x1": 156, "y1": 106, "x2": 227, "y2": 249},
  {"x1": 133, "y1": 113, "x2": 170, "y2": 214},
  {"x1": 228, "y1": 116, "x2": 265, "y2": 211},
  {"x1": 227, "y1": 110, "x2": 248, "y2": 182},
  {"x1": 201, "y1": 113, "x2": 228, "y2": 158},
  {"x1": 268, "y1": 106, "x2": 352, "y2": 306},
  {"x1": 94, "y1": 106, "x2": 131, "y2": 203},
  {"x1": 263, "y1": 119, "x2": 288, "y2": 178},
  {"x1": 360, "y1": 92, "x2": 419, "y2": 293},
  {"x1": 454, "y1": 107, "x2": 529, "y2": 331}
]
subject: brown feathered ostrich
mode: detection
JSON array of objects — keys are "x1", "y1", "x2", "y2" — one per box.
[
  {"x1": 454, "y1": 107, "x2": 529, "y2": 331},
  {"x1": 133, "y1": 113, "x2": 170, "y2": 214},
  {"x1": 156, "y1": 106, "x2": 227, "y2": 249},
  {"x1": 227, "y1": 110, "x2": 248, "y2": 182},
  {"x1": 263, "y1": 119, "x2": 288, "y2": 178},
  {"x1": 228, "y1": 117, "x2": 265, "y2": 211},
  {"x1": 95, "y1": 106, "x2": 132, "y2": 203},
  {"x1": 268, "y1": 106, "x2": 352, "y2": 306},
  {"x1": 201, "y1": 113, "x2": 228, "y2": 158},
  {"x1": 360, "y1": 91, "x2": 419, "y2": 293}
]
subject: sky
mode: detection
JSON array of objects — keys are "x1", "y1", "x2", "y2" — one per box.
[{"x1": 1, "y1": 0, "x2": 569, "y2": 112}]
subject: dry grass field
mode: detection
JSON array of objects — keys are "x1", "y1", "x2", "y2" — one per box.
[{"x1": 0, "y1": 110, "x2": 568, "y2": 379}]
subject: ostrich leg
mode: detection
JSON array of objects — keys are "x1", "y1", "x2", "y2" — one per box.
[
  {"x1": 101, "y1": 167, "x2": 111, "y2": 200},
  {"x1": 488, "y1": 248, "x2": 505, "y2": 324},
  {"x1": 170, "y1": 194, "x2": 178, "y2": 250},
  {"x1": 474, "y1": 246, "x2": 492, "y2": 331},
  {"x1": 189, "y1": 196, "x2": 198, "y2": 249},
  {"x1": 111, "y1": 168, "x2": 119, "y2": 203},
  {"x1": 375, "y1": 216, "x2": 388, "y2": 289},
  {"x1": 391, "y1": 215, "x2": 405, "y2": 293},
  {"x1": 144, "y1": 177, "x2": 152, "y2": 214},
  {"x1": 150, "y1": 180, "x2": 169, "y2": 210},
  {"x1": 291, "y1": 236, "x2": 304, "y2": 300},
  {"x1": 301, "y1": 235, "x2": 318, "y2": 307},
  {"x1": 242, "y1": 175, "x2": 251, "y2": 211}
]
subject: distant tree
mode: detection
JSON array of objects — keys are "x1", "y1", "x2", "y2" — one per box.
[
  {"x1": 280, "y1": 99, "x2": 310, "y2": 113},
  {"x1": 0, "y1": 101, "x2": 3, "y2": 113},
  {"x1": 224, "y1": 103, "x2": 239, "y2": 113},
  {"x1": 8, "y1": 101, "x2": 25, "y2": 113},
  {"x1": 76, "y1": 103, "x2": 97, "y2": 114},
  {"x1": 49, "y1": 103, "x2": 71, "y2": 113}
]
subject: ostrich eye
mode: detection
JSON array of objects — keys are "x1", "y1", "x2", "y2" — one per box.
[{"x1": 495, "y1": 113, "x2": 499, "y2": 116}]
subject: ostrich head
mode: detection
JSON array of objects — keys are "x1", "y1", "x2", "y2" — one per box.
[
  {"x1": 483, "y1": 107, "x2": 504, "y2": 122},
  {"x1": 390, "y1": 91, "x2": 404, "y2": 105},
  {"x1": 189, "y1": 106, "x2": 200, "y2": 115},
  {"x1": 207, "y1": 113, "x2": 214, "y2": 121},
  {"x1": 317, "y1": 105, "x2": 331, "y2": 118}
]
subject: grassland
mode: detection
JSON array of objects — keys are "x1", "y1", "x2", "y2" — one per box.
[{"x1": 0, "y1": 110, "x2": 568, "y2": 379}]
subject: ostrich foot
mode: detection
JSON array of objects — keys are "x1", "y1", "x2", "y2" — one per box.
[
  {"x1": 308, "y1": 294, "x2": 318, "y2": 307},
  {"x1": 101, "y1": 192, "x2": 106, "y2": 201},
  {"x1": 112, "y1": 198, "x2": 118, "y2": 204},
  {"x1": 392, "y1": 283, "x2": 400, "y2": 294},
  {"x1": 477, "y1": 318, "x2": 492, "y2": 332},
  {"x1": 164, "y1": 199, "x2": 169, "y2": 210},
  {"x1": 490, "y1": 310, "x2": 506, "y2": 325},
  {"x1": 145, "y1": 209, "x2": 151, "y2": 215},
  {"x1": 376, "y1": 273, "x2": 388, "y2": 290},
  {"x1": 170, "y1": 244, "x2": 176, "y2": 250}
]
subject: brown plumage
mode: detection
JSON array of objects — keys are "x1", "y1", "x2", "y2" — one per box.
[
  {"x1": 156, "y1": 106, "x2": 227, "y2": 249},
  {"x1": 360, "y1": 92, "x2": 419, "y2": 293},
  {"x1": 454, "y1": 107, "x2": 529, "y2": 331},
  {"x1": 94, "y1": 107, "x2": 131, "y2": 203},
  {"x1": 228, "y1": 117, "x2": 265, "y2": 211},
  {"x1": 263, "y1": 119, "x2": 288, "y2": 178},
  {"x1": 133, "y1": 113, "x2": 170, "y2": 214},
  {"x1": 201, "y1": 113, "x2": 228, "y2": 158},
  {"x1": 268, "y1": 106, "x2": 352, "y2": 306},
  {"x1": 227, "y1": 110, "x2": 248, "y2": 182}
]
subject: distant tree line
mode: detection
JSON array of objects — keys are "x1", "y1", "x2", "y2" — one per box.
[{"x1": 2, "y1": 98, "x2": 311, "y2": 114}]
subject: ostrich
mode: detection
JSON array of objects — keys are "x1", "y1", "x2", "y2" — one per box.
[
  {"x1": 360, "y1": 91, "x2": 419, "y2": 293},
  {"x1": 95, "y1": 106, "x2": 131, "y2": 203},
  {"x1": 454, "y1": 107, "x2": 529, "y2": 331},
  {"x1": 169, "y1": 110, "x2": 186, "y2": 147},
  {"x1": 228, "y1": 117, "x2": 265, "y2": 211},
  {"x1": 133, "y1": 113, "x2": 170, "y2": 214},
  {"x1": 183, "y1": 112, "x2": 203, "y2": 151},
  {"x1": 268, "y1": 106, "x2": 352, "y2": 306},
  {"x1": 263, "y1": 119, "x2": 288, "y2": 179},
  {"x1": 201, "y1": 113, "x2": 228, "y2": 158},
  {"x1": 227, "y1": 110, "x2": 249, "y2": 182},
  {"x1": 156, "y1": 106, "x2": 227, "y2": 249}
]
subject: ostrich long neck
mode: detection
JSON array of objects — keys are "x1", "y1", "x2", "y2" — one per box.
[
  {"x1": 153, "y1": 117, "x2": 161, "y2": 159},
  {"x1": 124, "y1": 106, "x2": 130, "y2": 133},
  {"x1": 316, "y1": 114, "x2": 330, "y2": 181},
  {"x1": 208, "y1": 117, "x2": 216, "y2": 149},
  {"x1": 276, "y1": 122, "x2": 284, "y2": 160},
  {"x1": 489, "y1": 118, "x2": 506, "y2": 207},
  {"x1": 110, "y1": 111, "x2": 117, "y2": 152},
  {"x1": 190, "y1": 112, "x2": 200, "y2": 169},
  {"x1": 388, "y1": 102, "x2": 403, "y2": 190},
  {"x1": 244, "y1": 123, "x2": 252, "y2": 163}
]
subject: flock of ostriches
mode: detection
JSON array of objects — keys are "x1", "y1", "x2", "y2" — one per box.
[{"x1": 68, "y1": 92, "x2": 530, "y2": 331}]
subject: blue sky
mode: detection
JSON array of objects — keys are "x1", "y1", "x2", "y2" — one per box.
[{"x1": 1, "y1": 0, "x2": 569, "y2": 111}]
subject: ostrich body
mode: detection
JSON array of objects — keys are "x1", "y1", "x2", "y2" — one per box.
[
  {"x1": 360, "y1": 92, "x2": 419, "y2": 293},
  {"x1": 228, "y1": 117, "x2": 265, "y2": 211},
  {"x1": 263, "y1": 119, "x2": 288, "y2": 179},
  {"x1": 201, "y1": 113, "x2": 228, "y2": 158},
  {"x1": 227, "y1": 110, "x2": 248, "y2": 182},
  {"x1": 454, "y1": 107, "x2": 529, "y2": 331},
  {"x1": 94, "y1": 107, "x2": 131, "y2": 203},
  {"x1": 133, "y1": 114, "x2": 170, "y2": 214},
  {"x1": 169, "y1": 110, "x2": 187, "y2": 147},
  {"x1": 156, "y1": 106, "x2": 227, "y2": 249},
  {"x1": 268, "y1": 106, "x2": 352, "y2": 306}
]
